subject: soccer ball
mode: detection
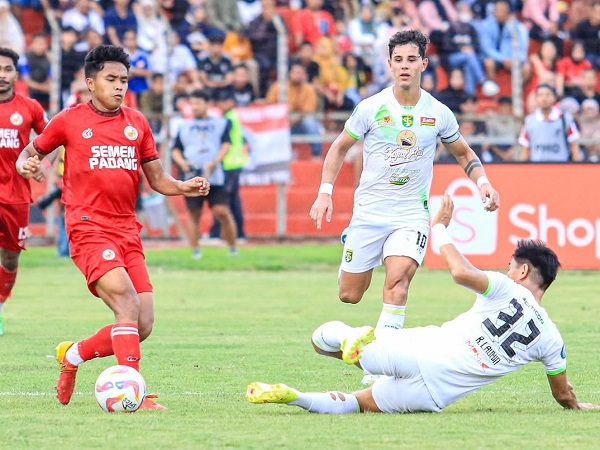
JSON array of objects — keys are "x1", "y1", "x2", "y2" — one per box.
[{"x1": 94, "y1": 365, "x2": 146, "y2": 413}]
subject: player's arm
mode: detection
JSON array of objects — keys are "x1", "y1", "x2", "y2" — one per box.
[
  {"x1": 569, "y1": 140, "x2": 582, "y2": 162},
  {"x1": 16, "y1": 142, "x2": 49, "y2": 179},
  {"x1": 431, "y1": 192, "x2": 489, "y2": 294},
  {"x1": 547, "y1": 370, "x2": 599, "y2": 410},
  {"x1": 309, "y1": 129, "x2": 357, "y2": 230},
  {"x1": 206, "y1": 120, "x2": 232, "y2": 176},
  {"x1": 444, "y1": 136, "x2": 499, "y2": 212},
  {"x1": 142, "y1": 158, "x2": 209, "y2": 197}
]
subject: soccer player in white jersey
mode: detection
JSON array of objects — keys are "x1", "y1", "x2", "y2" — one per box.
[
  {"x1": 247, "y1": 193, "x2": 599, "y2": 414},
  {"x1": 309, "y1": 29, "x2": 500, "y2": 384}
]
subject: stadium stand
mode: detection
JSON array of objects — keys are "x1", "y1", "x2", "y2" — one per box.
[{"x1": 6, "y1": 0, "x2": 600, "y2": 238}]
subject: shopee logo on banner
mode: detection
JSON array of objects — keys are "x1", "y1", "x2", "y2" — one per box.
[
  {"x1": 429, "y1": 178, "x2": 498, "y2": 255},
  {"x1": 427, "y1": 164, "x2": 600, "y2": 269},
  {"x1": 509, "y1": 204, "x2": 600, "y2": 260}
]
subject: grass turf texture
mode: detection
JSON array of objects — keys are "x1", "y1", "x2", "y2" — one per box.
[{"x1": 1, "y1": 246, "x2": 599, "y2": 449}]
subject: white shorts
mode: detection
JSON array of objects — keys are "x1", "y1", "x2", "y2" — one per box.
[
  {"x1": 361, "y1": 328, "x2": 442, "y2": 413},
  {"x1": 340, "y1": 219, "x2": 429, "y2": 273}
]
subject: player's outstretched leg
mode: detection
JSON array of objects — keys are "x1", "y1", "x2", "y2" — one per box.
[
  {"x1": 55, "y1": 341, "x2": 79, "y2": 405},
  {"x1": 341, "y1": 326, "x2": 375, "y2": 365},
  {"x1": 245, "y1": 382, "x2": 299, "y2": 404},
  {"x1": 245, "y1": 382, "x2": 361, "y2": 414}
]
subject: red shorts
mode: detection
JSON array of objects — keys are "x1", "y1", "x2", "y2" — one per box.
[
  {"x1": 69, "y1": 223, "x2": 152, "y2": 297},
  {"x1": 0, "y1": 203, "x2": 30, "y2": 252}
]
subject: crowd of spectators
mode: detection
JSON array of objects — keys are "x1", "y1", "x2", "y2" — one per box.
[{"x1": 2, "y1": 0, "x2": 600, "y2": 162}]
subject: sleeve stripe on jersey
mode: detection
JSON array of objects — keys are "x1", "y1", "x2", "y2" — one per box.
[
  {"x1": 547, "y1": 366, "x2": 566, "y2": 376},
  {"x1": 141, "y1": 156, "x2": 160, "y2": 164},
  {"x1": 32, "y1": 140, "x2": 52, "y2": 155},
  {"x1": 344, "y1": 126, "x2": 360, "y2": 140},
  {"x1": 440, "y1": 131, "x2": 461, "y2": 144},
  {"x1": 482, "y1": 274, "x2": 492, "y2": 296}
]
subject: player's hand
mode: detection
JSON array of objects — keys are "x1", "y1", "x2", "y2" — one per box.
[
  {"x1": 204, "y1": 161, "x2": 217, "y2": 177},
  {"x1": 432, "y1": 191, "x2": 454, "y2": 227},
  {"x1": 17, "y1": 155, "x2": 42, "y2": 180},
  {"x1": 309, "y1": 194, "x2": 333, "y2": 230},
  {"x1": 33, "y1": 165, "x2": 47, "y2": 182},
  {"x1": 180, "y1": 177, "x2": 210, "y2": 197},
  {"x1": 479, "y1": 183, "x2": 499, "y2": 212}
]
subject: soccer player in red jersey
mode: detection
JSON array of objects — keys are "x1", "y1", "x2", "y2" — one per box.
[
  {"x1": 16, "y1": 45, "x2": 210, "y2": 410},
  {"x1": 0, "y1": 47, "x2": 50, "y2": 336}
]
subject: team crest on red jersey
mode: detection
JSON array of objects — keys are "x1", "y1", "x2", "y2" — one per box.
[
  {"x1": 124, "y1": 125, "x2": 138, "y2": 140},
  {"x1": 102, "y1": 249, "x2": 116, "y2": 260},
  {"x1": 10, "y1": 112, "x2": 23, "y2": 126},
  {"x1": 82, "y1": 128, "x2": 93, "y2": 139}
]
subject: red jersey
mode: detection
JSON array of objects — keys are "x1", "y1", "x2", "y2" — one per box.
[
  {"x1": 0, "y1": 93, "x2": 48, "y2": 204},
  {"x1": 292, "y1": 9, "x2": 335, "y2": 46},
  {"x1": 33, "y1": 102, "x2": 159, "y2": 228}
]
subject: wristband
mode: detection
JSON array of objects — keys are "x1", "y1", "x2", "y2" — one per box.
[
  {"x1": 318, "y1": 183, "x2": 333, "y2": 195},
  {"x1": 476, "y1": 176, "x2": 490, "y2": 188},
  {"x1": 432, "y1": 223, "x2": 452, "y2": 247}
]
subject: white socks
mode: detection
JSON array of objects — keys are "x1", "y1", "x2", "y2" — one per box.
[
  {"x1": 290, "y1": 391, "x2": 359, "y2": 414},
  {"x1": 65, "y1": 343, "x2": 84, "y2": 366},
  {"x1": 311, "y1": 321, "x2": 353, "y2": 352},
  {"x1": 375, "y1": 304, "x2": 406, "y2": 336}
]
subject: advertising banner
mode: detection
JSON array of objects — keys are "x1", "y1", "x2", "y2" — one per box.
[
  {"x1": 426, "y1": 164, "x2": 600, "y2": 269},
  {"x1": 236, "y1": 103, "x2": 292, "y2": 185}
]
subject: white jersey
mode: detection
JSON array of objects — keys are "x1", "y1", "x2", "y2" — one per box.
[
  {"x1": 345, "y1": 87, "x2": 459, "y2": 227},
  {"x1": 416, "y1": 271, "x2": 566, "y2": 409}
]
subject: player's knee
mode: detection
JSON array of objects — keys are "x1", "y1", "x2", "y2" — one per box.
[
  {"x1": 138, "y1": 318, "x2": 154, "y2": 341},
  {"x1": 0, "y1": 251, "x2": 20, "y2": 271},
  {"x1": 339, "y1": 288, "x2": 363, "y2": 304}
]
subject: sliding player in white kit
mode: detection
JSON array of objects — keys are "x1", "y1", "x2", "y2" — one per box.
[
  {"x1": 309, "y1": 30, "x2": 499, "y2": 384},
  {"x1": 247, "y1": 193, "x2": 599, "y2": 414}
]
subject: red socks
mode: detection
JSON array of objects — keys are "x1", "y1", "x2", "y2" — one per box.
[
  {"x1": 0, "y1": 265, "x2": 17, "y2": 303},
  {"x1": 110, "y1": 322, "x2": 141, "y2": 372},
  {"x1": 78, "y1": 325, "x2": 115, "y2": 361},
  {"x1": 69, "y1": 323, "x2": 142, "y2": 371}
]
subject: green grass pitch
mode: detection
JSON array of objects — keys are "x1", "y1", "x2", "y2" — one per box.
[{"x1": 1, "y1": 245, "x2": 599, "y2": 449}]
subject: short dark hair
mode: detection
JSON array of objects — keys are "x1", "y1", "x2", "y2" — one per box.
[
  {"x1": 536, "y1": 83, "x2": 557, "y2": 97},
  {"x1": 61, "y1": 26, "x2": 78, "y2": 35},
  {"x1": 0, "y1": 47, "x2": 19, "y2": 70},
  {"x1": 513, "y1": 240, "x2": 561, "y2": 291},
  {"x1": 189, "y1": 89, "x2": 210, "y2": 101},
  {"x1": 498, "y1": 95, "x2": 512, "y2": 105},
  {"x1": 214, "y1": 86, "x2": 235, "y2": 102},
  {"x1": 388, "y1": 29, "x2": 429, "y2": 59},
  {"x1": 84, "y1": 45, "x2": 131, "y2": 79},
  {"x1": 207, "y1": 34, "x2": 225, "y2": 44}
]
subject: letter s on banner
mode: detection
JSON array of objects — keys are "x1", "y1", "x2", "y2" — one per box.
[{"x1": 429, "y1": 178, "x2": 498, "y2": 255}]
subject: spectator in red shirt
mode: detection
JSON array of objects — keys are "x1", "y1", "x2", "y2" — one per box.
[
  {"x1": 556, "y1": 41, "x2": 593, "y2": 98},
  {"x1": 292, "y1": 0, "x2": 335, "y2": 49}
]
